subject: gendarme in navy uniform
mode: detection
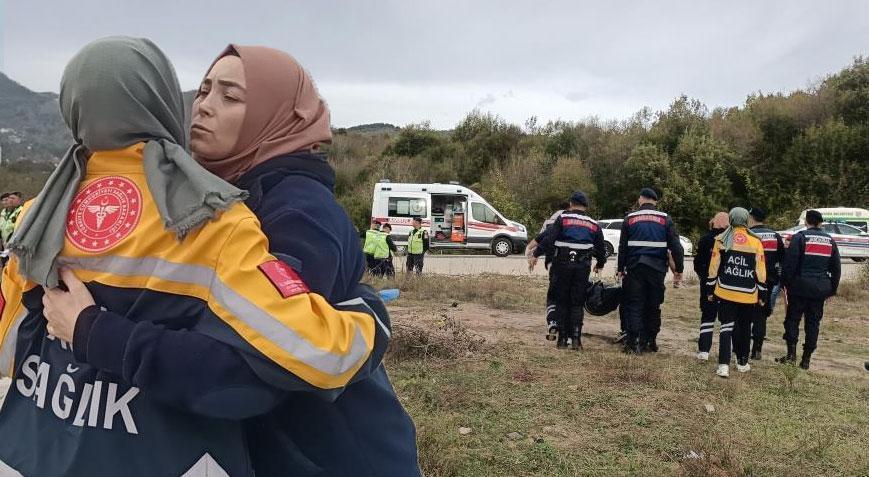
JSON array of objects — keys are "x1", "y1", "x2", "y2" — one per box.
[
  {"x1": 617, "y1": 188, "x2": 684, "y2": 353},
  {"x1": 777, "y1": 209, "x2": 841, "y2": 369},
  {"x1": 747, "y1": 207, "x2": 785, "y2": 360},
  {"x1": 534, "y1": 192, "x2": 606, "y2": 350}
]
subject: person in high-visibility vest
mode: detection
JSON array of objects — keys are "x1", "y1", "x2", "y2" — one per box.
[
  {"x1": 363, "y1": 223, "x2": 390, "y2": 278},
  {"x1": 362, "y1": 220, "x2": 383, "y2": 273},
  {"x1": 0, "y1": 192, "x2": 24, "y2": 245},
  {"x1": 406, "y1": 217, "x2": 430, "y2": 275},
  {"x1": 376, "y1": 223, "x2": 397, "y2": 278}
]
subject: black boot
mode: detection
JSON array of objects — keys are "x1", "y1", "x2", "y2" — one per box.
[
  {"x1": 556, "y1": 335, "x2": 568, "y2": 349},
  {"x1": 799, "y1": 350, "x2": 812, "y2": 370},
  {"x1": 623, "y1": 337, "x2": 642, "y2": 354},
  {"x1": 570, "y1": 337, "x2": 582, "y2": 351},
  {"x1": 776, "y1": 343, "x2": 797, "y2": 364},
  {"x1": 750, "y1": 339, "x2": 763, "y2": 360},
  {"x1": 646, "y1": 338, "x2": 658, "y2": 353}
]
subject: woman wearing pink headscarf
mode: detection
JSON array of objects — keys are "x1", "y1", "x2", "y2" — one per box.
[{"x1": 189, "y1": 46, "x2": 419, "y2": 476}]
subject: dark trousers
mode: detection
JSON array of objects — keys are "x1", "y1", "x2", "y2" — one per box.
[
  {"x1": 717, "y1": 301, "x2": 752, "y2": 364},
  {"x1": 750, "y1": 287, "x2": 774, "y2": 344},
  {"x1": 365, "y1": 253, "x2": 375, "y2": 273},
  {"x1": 622, "y1": 265, "x2": 665, "y2": 345},
  {"x1": 729, "y1": 303, "x2": 754, "y2": 363},
  {"x1": 372, "y1": 258, "x2": 395, "y2": 278},
  {"x1": 406, "y1": 254, "x2": 425, "y2": 275},
  {"x1": 784, "y1": 292, "x2": 825, "y2": 353},
  {"x1": 698, "y1": 283, "x2": 719, "y2": 353},
  {"x1": 550, "y1": 256, "x2": 591, "y2": 339},
  {"x1": 545, "y1": 266, "x2": 556, "y2": 325}
]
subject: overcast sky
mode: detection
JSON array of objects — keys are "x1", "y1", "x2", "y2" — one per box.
[{"x1": 2, "y1": 1, "x2": 868, "y2": 128}]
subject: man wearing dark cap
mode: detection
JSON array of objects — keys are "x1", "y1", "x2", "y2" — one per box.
[
  {"x1": 531, "y1": 192, "x2": 606, "y2": 350},
  {"x1": 617, "y1": 188, "x2": 684, "y2": 353},
  {"x1": 778, "y1": 209, "x2": 841, "y2": 369},
  {"x1": 747, "y1": 207, "x2": 784, "y2": 360}
]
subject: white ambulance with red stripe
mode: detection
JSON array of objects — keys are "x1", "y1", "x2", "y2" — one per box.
[
  {"x1": 371, "y1": 182, "x2": 528, "y2": 256},
  {"x1": 778, "y1": 222, "x2": 869, "y2": 262}
]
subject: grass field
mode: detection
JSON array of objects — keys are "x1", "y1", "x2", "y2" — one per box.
[{"x1": 373, "y1": 269, "x2": 869, "y2": 476}]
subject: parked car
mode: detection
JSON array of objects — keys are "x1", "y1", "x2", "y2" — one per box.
[
  {"x1": 778, "y1": 222, "x2": 869, "y2": 262},
  {"x1": 597, "y1": 219, "x2": 693, "y2": 258}
]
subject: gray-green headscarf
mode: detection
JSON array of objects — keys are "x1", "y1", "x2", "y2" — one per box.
[
  {"x1": 8, "y1": 36, "x2": 248, "y2": 287},
  {"x1": 717, "y1": 207, "x2": 758, "y2": 251}
]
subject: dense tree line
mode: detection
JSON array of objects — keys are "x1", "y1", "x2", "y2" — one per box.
[
  {"x1": 3, "y1": 59, "x2": 867, "y2": 243},
  {"x1": 328, "y1": 58, "x2": 869, "y2": 242}
]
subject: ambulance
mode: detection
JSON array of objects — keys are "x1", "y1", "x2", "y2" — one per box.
[{"x1": 371, "y1": 181, "x2": 528, "y2": 256}]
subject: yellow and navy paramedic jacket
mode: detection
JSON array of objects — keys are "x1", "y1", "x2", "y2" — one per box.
[
  {"x1": 706, "y1": 226, "x2": 768, "y2": 305},
  {"x1": 0, "y1": 144, "x2": 390, "y2": 477}
]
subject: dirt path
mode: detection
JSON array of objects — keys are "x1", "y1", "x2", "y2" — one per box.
[{"x1": 389, "y1": 302, "x2": 868, "y2": 377}]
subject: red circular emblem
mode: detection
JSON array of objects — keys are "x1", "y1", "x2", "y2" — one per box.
[
  {"x1": 734, "y1": 233, "x2": 747, "y2": 245},
  {"x1": 66, "y1": 176, "x2": 142, "y2": 253}
]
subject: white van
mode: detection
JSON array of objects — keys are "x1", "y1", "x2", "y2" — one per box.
[{"x1": 371, "y1": 181, "x2": 528, "y2": 256}]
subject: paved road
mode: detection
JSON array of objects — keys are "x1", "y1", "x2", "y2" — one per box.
[{"x1": 412, "y1": 254, "x2": 865, "y2": 281}]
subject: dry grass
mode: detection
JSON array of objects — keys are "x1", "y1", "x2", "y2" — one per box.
[
  {"x1": 381, "y1": 274, "x2": 869, "y2": 477},
  {"x1": 388, "y1": 311, "x2": 488, "y2": 361},
  {"x1": 365, "y1": 273, "x2": 550, "y2": 313}
]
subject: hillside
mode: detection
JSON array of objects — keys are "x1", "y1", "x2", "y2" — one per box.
[
  {"x1": 0, "y1": 72, "x2": 69, "y2": 164},
  {"x1": 0, "y1": 73, "x2": 399, "y2": 164}
]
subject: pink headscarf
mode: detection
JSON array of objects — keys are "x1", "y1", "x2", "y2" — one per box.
[{"x1": 196, "y1": 45, "x2": 332, "y2": 182}]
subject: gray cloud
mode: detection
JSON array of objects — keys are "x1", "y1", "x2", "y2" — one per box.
[
  {"x1": 3, "y1": 0, "x2": 868, "y2": 128},
  {"x1": 476, "y1": 93, "x2": 497, "y2": 107},
  {"x1": 564, "y1": 91, "x2": 591, "y2": 103}
]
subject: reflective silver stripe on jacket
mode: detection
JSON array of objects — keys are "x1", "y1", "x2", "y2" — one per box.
[
  {"x1": 560, "y1": 213, "x2": 594, "y2": 222},
  {"x1": 626, "y1": 210, "x2": 668, "y2": 218},
  {"x1": 554, "y1": 241, "x2": 593, "y2": 250},
  {"x1": 718, "y1": 281, "x2": 758, "y2": 294},
  {"x1": 627, "y1": 240, "x2": 667, "y2": 247},
  {"x1": 59, "y1": 255, "x2": 370, "y2": 378}
]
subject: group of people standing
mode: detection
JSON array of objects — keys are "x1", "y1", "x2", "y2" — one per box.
[
  {"x1": 528, "y1": 188, "x2": 842, "y2": 380},
  {"x1": 0, "y1": 37, "x2": 419, "y2": 476},
  {"x1": 528, "y1": 188, "x2": 684, "y2": 353},
  {"x1": 697, "y1": 207, "x2": 841, "y2": 377},
  {"x1": 363, "y1": 217, "x2": 430, "y2": 278}
]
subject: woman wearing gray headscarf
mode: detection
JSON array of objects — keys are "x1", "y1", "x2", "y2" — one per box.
[
  {"x1": 0, "y1": 37, "x2": 386, "y2": 476},
  {"x1": 705, "y1": 207, "x2": 768, "y2": 378}
]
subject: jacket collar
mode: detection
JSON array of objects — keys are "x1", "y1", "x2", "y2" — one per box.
[{"x1": 236, "y1": 151, "x2": 336, "y2": 210}]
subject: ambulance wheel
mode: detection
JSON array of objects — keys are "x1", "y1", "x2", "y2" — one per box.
[
  {"x1": 604, "y1": 242, "x2": 615, "y2": 258},
  {"x1": 492, "y1": 238, "x2": 513, "y2": 257}
]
